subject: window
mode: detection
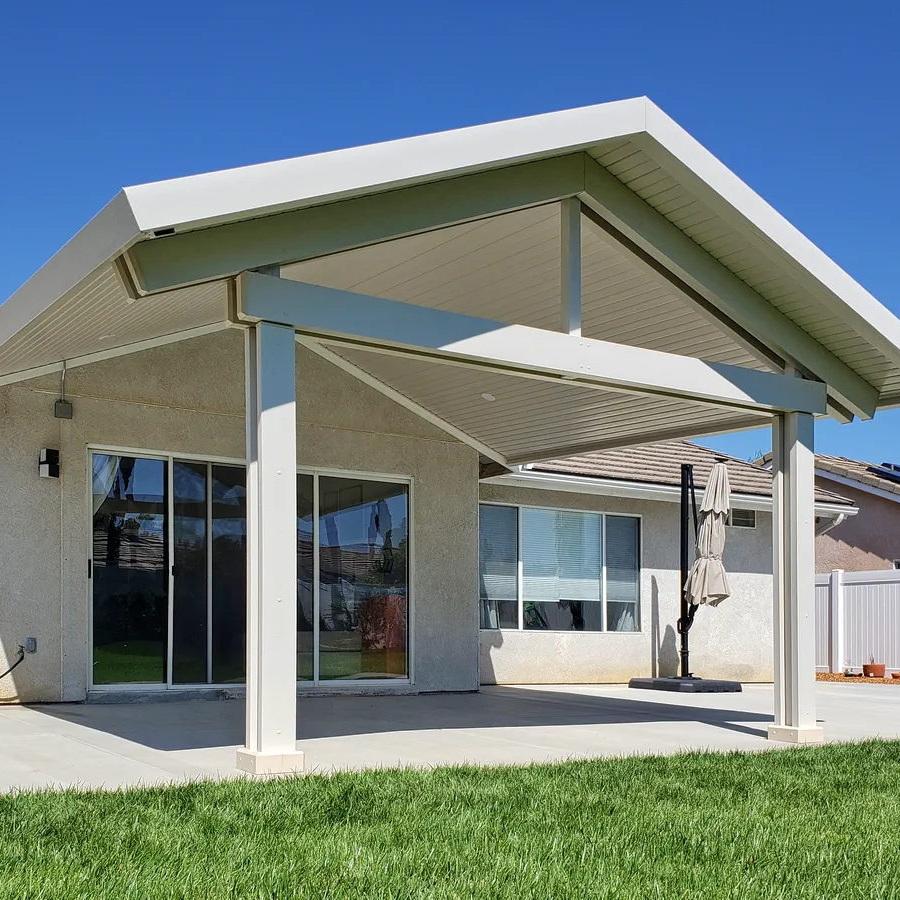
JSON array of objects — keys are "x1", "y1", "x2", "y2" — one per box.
[
  {"x1": 479, "y1": 504, "x2": 640, "y2": 632},
  {"x1": 893, "y1": 560, "x2": 900, "y2": 570},
  {"x1": 726, "y1": 508, "x2": 756, "y2": 529}
]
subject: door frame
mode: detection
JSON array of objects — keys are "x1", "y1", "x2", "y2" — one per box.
[{"x1": 86, "y1": 445, "x2": 415, "y2": 691}]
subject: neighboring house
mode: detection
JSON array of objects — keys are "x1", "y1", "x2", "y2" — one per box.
[
  {"x1": 478, "y1": 442, "x2": 854, "y2": 684},
  {"x1": 814, "y1": 456, "x2": 900, "y2": 571}
]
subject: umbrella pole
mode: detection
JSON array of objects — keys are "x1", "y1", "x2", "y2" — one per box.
[{"x1": 678, "y1": 463, "x2": 696, "y2": 679}]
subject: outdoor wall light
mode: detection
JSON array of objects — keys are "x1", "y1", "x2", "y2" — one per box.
[{"x1": 39, "y1": 448, "x2": 60, "y2": 479}]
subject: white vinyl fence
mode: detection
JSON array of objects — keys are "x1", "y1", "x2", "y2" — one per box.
[{"x1": 815, "y1": 569, "x2": 900, "y2": 673}]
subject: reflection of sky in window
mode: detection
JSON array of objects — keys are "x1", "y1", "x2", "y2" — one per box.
[
  {"x1": 92, "y1": 454, "x2": 165, "y2": 503},
  {"x1": 320, "y1": 498, "x2": 407, "y2": 550}
]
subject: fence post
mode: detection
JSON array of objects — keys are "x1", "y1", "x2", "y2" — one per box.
[{"x1": 829, "y1": 569, "x2": 844, "y2": 673}]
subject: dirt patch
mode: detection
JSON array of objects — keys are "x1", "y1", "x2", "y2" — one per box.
[{"x1": 817, "y1": 672, "x2": 900, "y2": 686}]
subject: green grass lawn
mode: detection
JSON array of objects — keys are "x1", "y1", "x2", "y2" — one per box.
[{"x1": 2, "y1": 741, "x2": 899, "y2": 899}]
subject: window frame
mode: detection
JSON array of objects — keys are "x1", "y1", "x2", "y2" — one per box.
[
  {"x1": 478, "y1": 500, "x2": 642, "y2": 635},
  {"x1": 299, "y1": 465, "x2": 414, "y2": 687},
  {"x1": 86, "y1": 444, "x2": 414, "y2": 690}
]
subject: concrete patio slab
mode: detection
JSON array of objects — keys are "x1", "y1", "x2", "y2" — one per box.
[{"x1": 0, "y1": 682, "x2": 896, "y2": 793}]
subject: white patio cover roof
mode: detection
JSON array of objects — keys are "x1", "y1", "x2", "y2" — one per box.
[{"x1": 3, "y1": 97, "x2": 900, "y2": 465}]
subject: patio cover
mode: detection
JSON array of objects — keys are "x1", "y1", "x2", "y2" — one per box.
[{"x1": 2, "y1": 97, "x2": 900, "y2": 470}]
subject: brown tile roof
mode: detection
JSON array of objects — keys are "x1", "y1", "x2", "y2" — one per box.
[
  {"x1": 530, "y1": 441, "x2": 853, "y2": 506},
  {"x1": 815, "y1": 454, "x2": 900, "y2": 497}
]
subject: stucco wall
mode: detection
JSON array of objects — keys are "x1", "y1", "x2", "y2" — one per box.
[
  {"x1": 815, "y1": 478, "x2": 900, "y2": 572},
  {"x1": 0, "y1": 329, "x2": 479, "y2": 701},
  {"x1": 477, "y1": 483, "x2": 775, "y2": 684}
]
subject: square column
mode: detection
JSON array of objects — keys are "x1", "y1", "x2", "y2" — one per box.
[
  {"x1": 769, "y1": 411, "x2": 823, "y2": 744},
  {"x1": 236, "y1": 322, "x2": 304, "y2": 774}
]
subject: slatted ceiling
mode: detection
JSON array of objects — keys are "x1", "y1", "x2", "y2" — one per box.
[
  {"x1": 579, "y1": 210, "x2": 763, "y2": 369},
  {"x1": 326, "y1": 344, "x2": 770, "y2": 461},
  {"x1": 282, "y1": 204, "x2": 561, "y2": 329},
  {"x1": 0, "y1": 265, "x2": 228, "y2": 378},
  {"x1": 587, "y1": 141, "x2": 900, "y2": 393}
]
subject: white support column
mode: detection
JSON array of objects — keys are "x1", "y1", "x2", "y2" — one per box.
[
  {"x1": 560, "y1": 197, "x2": 582, "y2": 336},
  {"x1": 236, "y1": 321, "x2": 304, "y2": 774},
  {"x1": 769, "y1": 411, "x2": 824, "y2": 743},
  {"x1": 829, "y1": 569, "x2": 845, "y2": 674}
]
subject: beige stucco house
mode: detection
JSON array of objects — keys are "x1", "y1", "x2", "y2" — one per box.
[
  {"x1": 2, "y1": 99, "x2": 900, "y2": 771},
  {"x1": 478, "y1": 442, "x2": 853, "y2": 684},
  {"x1": 814, "y1": 456, "x2": 900, "y2": 571}
]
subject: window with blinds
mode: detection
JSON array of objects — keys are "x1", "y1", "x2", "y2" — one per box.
[
  {"x1": 478, "y1": 504, "x2": 519, "y2": 629},
  {"x1": 478, "y1": 503, "x2": 640, "y2": 633}
]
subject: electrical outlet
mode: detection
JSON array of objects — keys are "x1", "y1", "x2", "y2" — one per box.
[{"x1": 23, "y1": 637, "x2": 37, "y2": 654}]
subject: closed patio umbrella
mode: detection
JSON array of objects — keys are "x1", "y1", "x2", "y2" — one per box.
[{"x1": 684, "y1": 462, "x2": 731, "y2": 606}]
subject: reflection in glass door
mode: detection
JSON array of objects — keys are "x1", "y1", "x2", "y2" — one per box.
[
  {"x1": 91, "y1": 452, "x2": 247, "y2": 688},
  {"x1": 91, "y1": 454, "x2": 168, "y2": 685},
  {"x1": 172, "y1": 461, "x2": 208, "y2": 683}
]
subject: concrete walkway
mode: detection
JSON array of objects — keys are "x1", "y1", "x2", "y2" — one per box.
[{"x1": 0, "y1": 682, "x2": 897, "y2": 792}]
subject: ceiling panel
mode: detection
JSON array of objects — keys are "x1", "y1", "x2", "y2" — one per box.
[
  {"x1": 0, "y1": 265, "x2": 229, "y2": 379},
  {"x1": 326, "y1": 344, "x2": 771, "y2": 463}
]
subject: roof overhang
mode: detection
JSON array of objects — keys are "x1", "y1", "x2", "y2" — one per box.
[
  {"x1": 3, "y1": 97, "x2": 900, "y2": 465},
  {"x1": 484, "y1": 468, "x2": 857, "y2": 520}
]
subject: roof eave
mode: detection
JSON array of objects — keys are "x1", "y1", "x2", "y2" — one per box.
[{"x1": 483, "y1": 468, "x2": 856, "y2": 517}]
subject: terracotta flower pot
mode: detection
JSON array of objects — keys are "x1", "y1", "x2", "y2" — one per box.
[
  {"x1": 892, "y1": 672, "x2": 900, "y2": 680},
  {"x1": 863, "y1": 663, "x2": 886, "y2": 678}
]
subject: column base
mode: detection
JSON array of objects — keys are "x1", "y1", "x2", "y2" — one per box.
[
  {"x1": 236, "y1": 747, "x2": 305, "y2": 775},
  {"x1": 767, "y1": 725, "x2": 824, "y2": 744}
]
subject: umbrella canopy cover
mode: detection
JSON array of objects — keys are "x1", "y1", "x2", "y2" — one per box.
[{"x1": 684, "y1": 462, "x2": 731, "y2": 606}]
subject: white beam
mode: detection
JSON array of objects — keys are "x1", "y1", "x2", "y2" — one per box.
[
  {"x1": 126, "y1": 155, "x2": 586, "y2": 294},
  {"x1": 769, "y1": 411, "x2": 823, "y2": 744},
  {"x1": 237, "y1": 322, "x2": 304, "y2": 774},
  {"x1": 560, "y1": 198, "x2": 582, "y2": 336},
  {"x1": 579, "y1": 154, "x2": 878, "y2": 419},
  {"x1": 236, "y1": 272, "x2": 827, "y2": 416}
]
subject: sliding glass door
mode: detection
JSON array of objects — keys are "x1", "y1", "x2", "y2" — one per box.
[
  {"x1": 91, "y1": 454, "x2": 168, "y2": 685},
  {"x1": 317, "y1": 476, "x2": 409, "y2": 680},
  {"x1": 91, "y1": 452, "x2": 410, "y2": 687}
]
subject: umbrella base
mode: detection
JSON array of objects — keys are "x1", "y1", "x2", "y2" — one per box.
[{"x1": 628, "y1": 676, "x2": 742, "y2": 693}]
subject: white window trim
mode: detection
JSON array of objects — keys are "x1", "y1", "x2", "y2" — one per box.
[
  {"x1": 86, "y1": 445, "x2": 414, "y2": 691},
  {"x1": 478, "y1": 500, "x2": 643, "y2": 635}
]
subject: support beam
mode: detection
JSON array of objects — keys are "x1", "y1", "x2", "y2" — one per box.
[
  {"x1": 237, "y1": 322, "x2": 304, "y2": 774},
  {"x1": 126, "y1": 155, "x2": 586, "y2": 294},
  {"x1": 768, "y1": 411, "x2": 823, "y2": 744},
  {"x1": 559, "y1": 198, "x2": 582, "y2": 336},
  {"x1": 579, "y1": 154, "x2": 878, "y2": 419},
  {"x1": 236, "y1": 272, "x2": 827, "y2": 416}
]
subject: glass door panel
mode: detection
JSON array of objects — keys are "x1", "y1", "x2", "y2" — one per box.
[
  {"x1": 297, "y1": 474, "x2": 315, "y2": 680},
  {"x1": 318, "y1": 476, "x2": 408, "y2": 680},
  {"x1": 91, "y1": 453, "x2": 168, "y2": 684},
  {"x1": 211, "y1": 465, "x2": 247, "y2": 683},
  {"x1": 172, "y1": 461, "x2": 209, "y2": 683}
]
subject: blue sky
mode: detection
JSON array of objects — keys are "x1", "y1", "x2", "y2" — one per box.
[{"x1": 2, "y1": 1, "x2": 898, "y2": 462}]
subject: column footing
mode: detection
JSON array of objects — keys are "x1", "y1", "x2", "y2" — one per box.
[
  {"x1": 236, "y1": 747, "x2": 305, "y2": 775},
  {"x1": 767, "y1": 725, "x2": 824, "y2": 744}
]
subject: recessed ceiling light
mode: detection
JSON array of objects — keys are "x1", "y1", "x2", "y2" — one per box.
[{"x1": 481, "y1": 392, "x2": 496, "y2": 402}]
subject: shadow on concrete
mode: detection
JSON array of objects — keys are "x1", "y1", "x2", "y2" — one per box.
[{"x1": 30, "y1": 685, "x2": 772, "y2": 752}]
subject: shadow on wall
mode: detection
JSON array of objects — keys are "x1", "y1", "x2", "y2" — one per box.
[
  {"x1": 480, "y1": 629, "x2": 502, "y2": 685},
  {"x1": 0, "y1": 638, "x2": 28, "y2": 704},
  {"x1": 650, "y1": 577, "x2": 678, "y2": 678}
]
